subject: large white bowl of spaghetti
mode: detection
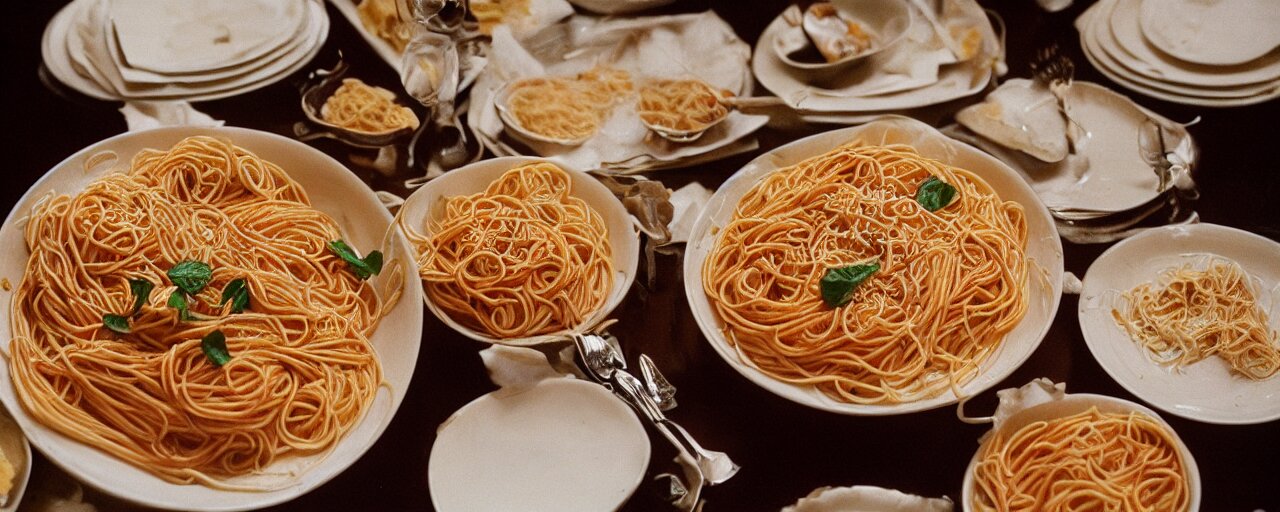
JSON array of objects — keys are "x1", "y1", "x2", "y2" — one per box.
[
  {"x1": 962, "y1": 392, "x2": 1200, "y2": 511},
  {"x1": 397, "y1": 156, "x2": 639, "y2": 345},
  {"x1": 684, "y1": 116, "x2": 1062, "y2": 415},
  {"x1": 0, "y1": 127, "x2": 423, "y2": 510}
]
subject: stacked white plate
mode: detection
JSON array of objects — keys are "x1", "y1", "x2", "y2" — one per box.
[
  {"x1": 753, "y1": 0, "x2": 1003, "y2": 124},
  {"x1": 1076, "y1": 0, "x2": 1280, "y2": 107},
  {"x1": 42, "y1": 0, "x2": 329, "y2": 102}
]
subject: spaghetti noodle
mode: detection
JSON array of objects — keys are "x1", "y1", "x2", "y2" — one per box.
[
  {"x1": 971, "y1": 407, "x2": 1190, "y2": 511},
  {"x1": 702, "y1": 142, "x2": 1028, "y2": 404},
  {"x1": 637, "y1": 79, "x2": 730, "y2": 133},
  {"x1": 321, "y1": 78, "x2": 420, "y2": 134},
  {"x1": 1112, "y1": 258, "x2": 1280, "y2": 380},
  {"x1": 470, "y1": 0, "x2": 530, "y2": 35},
  {"x1": 504, "y1": 67, "x2": 633, "y2": 142},
  {"x1": 405, "y1": 162, "x2": 614, "y2": 339},
  {"x1": 357, "y1": 0, "x2": 412, "y2": 53},
  {"x1": 9, "y1": 136, "x2": 395, "y2": 486}
]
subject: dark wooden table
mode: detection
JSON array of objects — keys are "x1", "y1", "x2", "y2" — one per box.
[{"x1": 5, "y1": 1, "x2": 1279, "y2": 510}]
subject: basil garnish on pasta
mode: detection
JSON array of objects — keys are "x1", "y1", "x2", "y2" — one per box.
[
  {"x1": 820, "y1": 262, "x2": 880, "y2": 308},
  {"x1": 168, "y1": 261, "x2": 212, "y2": 295},
  {"x1": 328, "y1": 240, "x2": 383, "y2": 280},
  {"x1": 916, "y1": 176, "x2": 958, "y2": 212},
  {"x1": 201, "y1": 330, "x2": 232, "y2": 367},
  {"x1": 220, "y1": 278, "x2": 250, "y2": 314},
  {"x1": 102, "y1": 314, "x2": 131, "y2": 334},
  {"x1": 128, "y1": 278, "x2": 154, "y2": 315}
]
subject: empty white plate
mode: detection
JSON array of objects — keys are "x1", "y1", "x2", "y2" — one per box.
[
  {"x1": 1138, "y1": 0, "x2": 1280, "y2": 67},
  {"x1": 1079, "y1": 223, "x2": 1280, "y2": 424},
  {"x1": 428, "y1": 378, "x2": 651, "y2": 512}
]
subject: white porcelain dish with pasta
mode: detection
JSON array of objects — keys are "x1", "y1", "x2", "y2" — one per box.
[
  {"x1": 0, "y1": 127, "x2": 423, "y2": 511},
  {"x1": 396, "y1": 156, "x2": 639, "y2": 346},
  {"x1": 683, "y1": 117, "x2": 1063, "y2": 415},
  {"x1": 1079, "y1": 223, "x2": 1280, "y2": 424}
]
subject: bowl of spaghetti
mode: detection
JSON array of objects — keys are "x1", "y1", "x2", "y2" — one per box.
[
  {"x1": 299, "y1": 61, "x2": 420, "y2": 148},
  {"x1": 0, "y1": 127, "x2": 422, "y2": 510},
  {"x1": 962, "y1": 392, "x2": 1200, "y2": 511},
  {"x1": 397, "y1": 156, "x2": 639, "y2": 345},
  {"x1": 684, "y1": 116, "x2": 1063, "y2": 415}
]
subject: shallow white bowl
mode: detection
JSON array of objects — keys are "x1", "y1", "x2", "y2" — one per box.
[
  {"x1": 1079, "y1": 223, "x2": 1280, "y2": 424},
  {"x1": 683, "y1": 117, "x2": 1064, "y2": 415},
  {"x1": 397, "y1": 156, "x2": 640, "y2": 346},
  {"x1": 772, "y1": 0, "x2": 914, "y2": 82},
  {"x1": 961, "y1": 392, "x2": 1201, "y2": 510},
  {"x1": 0, "y1": 126, "x2": 423, "y2": 511}
]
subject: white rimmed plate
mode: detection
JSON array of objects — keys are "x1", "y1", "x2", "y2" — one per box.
[
  {"x1": 428, "y1": 378, "x2": 650, "y2": 512},
  {"x1": 683, "y1": 117, "x2": 1064, "y2": 415},
  {"x1": 1079, "y1": 223, "x2": 1280, "y2": 424},
  {"x1": 110, "y1": 0, "x2": 305, "y2": 74},
  {"x1": 961, "y1": 392, "x2": 1201, "y2": 510},
  {"x1": 396, "y1": 156, "x2": 640, "y2": 346},
  {"x1": 0, "y1": 127, "x2": 423, "y2": 511},
  {"x1": 1138, "y1": 0, "x2": 1280, "y2": 67}
]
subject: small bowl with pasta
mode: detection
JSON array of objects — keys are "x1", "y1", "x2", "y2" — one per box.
[
  {"x1": 0, "y1": 127, "x2": 423, "y2": 510},
  {"x1": 396, "y1": 156, "x2": 640, "y2": 345},
  {"x1": 961, "y1": 388, "x2": 1201, "y2": 511},
  {"x1": 684, "y1": 116, "x2": 1063, "y2": 415},
  {"x1": 493, "y1": 68, "x2": 636, "y2": 147},
  {"x1": 298, "y1": 60, "x2": 422, "y2": 147}
]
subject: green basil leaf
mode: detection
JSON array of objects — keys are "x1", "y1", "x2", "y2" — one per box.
[
  {"x1": 916, "y1": 176, "x2": 958, "y2": 212},
  {"x1": 102, "y1": 314, "x2": 131, "y2": 334},
  {"x1": 219, "y1": 278, "x2": 250, "y2": 314},
  {"x1": 128, "y1": 278, "x2": 154, "y2": 316},
  {"x1": 167, "y1": 261, "x2": 213, "y2": 295},
  {"x1": 201, "y1": 330, "x2": 232, "y2": 367},
  {"x1": 327, "y1": 240, "x2": 383, "y2": 280},
  {"x1": 820, "y1": 262, "x2": 881, "y2": 308},
  {"x1": 168, "y1": 290, "x2": 191, "y2": 321}
]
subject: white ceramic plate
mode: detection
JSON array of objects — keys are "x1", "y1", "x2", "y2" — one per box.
[
  {"x1": 683, "y1": 117, "x2": 1064, "y2": 415},
  {"x1": 396, "y1": 156, "x2": 640, "y2": 346},
  {"x1": 1076, "y1": 1, "x2": 1280, "y2": 107},
  {"x1": 110, "y1": 0, "x2": 305, "y2": 74},
  {"x1": 0, "y1": 410, "x2": 31, "y2": 512},
  {"x1": 961, "y1": 393, "x2": 1201, "y2": 510},
  {"x1": 428, "y1": 378, "x2": 650, "y2": 512},
  {"x1": 42, "y1": 0, "x2": 329, "y2": 102},
  {"x1": 1138, "y1": 0, "x2": 1280, "y2": 67},
  {"x1": 0, "y1": 127, "x2": 423, "y2": 510},
  {"x1": 1079, "y1": 223, "x2": 1280, "y2": 424},
  {"x1": 326, "y1": 0, "x2": 403, "y2": 70},
  {"x1": 752, "y1": 0, "x2": 997, "y2": 114}
]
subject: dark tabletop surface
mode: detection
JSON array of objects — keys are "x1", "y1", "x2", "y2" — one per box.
[{"x1": 4, "y1": 0, "x2": 1280, "y2": 511}]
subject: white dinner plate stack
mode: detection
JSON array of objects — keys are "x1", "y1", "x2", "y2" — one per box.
[
  {"x1": 1075, "y1": 0, "x2": 1280, "y2": 107},
  {"x1": 42, "y1": 0, "x2": 329, "y2": 102}
]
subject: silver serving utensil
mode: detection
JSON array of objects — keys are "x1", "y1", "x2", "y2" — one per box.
[
  {"x1": 639, "y1": 355, "x2": 677, "y2": 411},
  {"x1": 1030, "y1": 45, "x2": 1080, "y2": 155}
]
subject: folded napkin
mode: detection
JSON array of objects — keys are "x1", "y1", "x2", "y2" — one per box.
[{"x1": 119, "y1": 101, "x2": 224, "y2": 132}]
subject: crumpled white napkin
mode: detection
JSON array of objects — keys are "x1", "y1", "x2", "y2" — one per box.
[
  {"x1": 782, "y1": 485, "x2": 953, "y2": 512},
  {"x1": 667, "y1": 182, "x2": 712, "y2": 245},
  {"x1": 119, "y1": 101, "x2": 224, "y2": 132}
]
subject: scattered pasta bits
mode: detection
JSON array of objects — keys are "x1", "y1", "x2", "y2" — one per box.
[
  {"x1": 637, "y1": 79, "x2": 731, "y2": 133},
  {"x1": 1112, "y1": 258, "x2": 1280, "y2": 380},
  {"x1": 971, "y1": 407, "x2": 1190, "y2": 512},
  {"x1": 321, "y1": 78, "x2": 420, "y2": 134},
  {"x1": 470, "y1": 0, "x2": 531, "y2": 35},
  {"x1": 358, "y1": 0, "x2": 412, "y2": 52}
]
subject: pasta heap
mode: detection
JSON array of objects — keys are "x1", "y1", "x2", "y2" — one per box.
[
  {"x1": 504, "y1": 67, "x2": 633, "y2": 142},
  {"x1": 358, "y1": 0, "x2": 412, "y2": 53},
  {"x1": 407, "y1": 163, "x2": 613, "y2": 338},
  {"x1": 1112, "y1": 258, "x2": 1280, "y2": 380},
  {"x1": 321, "y1": 78, "x2": 421, "y2": 134},
  {"x1": 637, "y1": 79, "x2": 730, "y2": 133},
  {"x1": 9, "y1": 136, "x2": 392, "y2": 486},
  {"x1": 703, "y1": 142, "x2": 1028, "y2": 404},
  {"x1": 971, "y1": 407, "x2": 1190, "y2": 511}
]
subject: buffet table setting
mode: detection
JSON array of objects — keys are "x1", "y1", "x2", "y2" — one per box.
[{"x1": 4, "y1": 0, "x2": 1279, "y2": 510}]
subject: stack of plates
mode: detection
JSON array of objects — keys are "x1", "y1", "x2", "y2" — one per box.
[
  {"x1": 753, "y1": 0, "x2": 1002, "y2": 124},
  {"x1": 42, "y1": 0, "x2": 329, "y2": 102},
  {"x1": 1076, "y1": 0, "x2": 1280, "y2": 107}
]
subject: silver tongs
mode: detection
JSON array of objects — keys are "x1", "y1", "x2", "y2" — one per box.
[{"x1": 573, "y1": 333, "x2": 739, "y2": 511}]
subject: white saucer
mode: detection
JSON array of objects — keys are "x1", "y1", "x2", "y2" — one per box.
[
  {"x1": 1079, "y1": 223, "x2": 1280, "y2": 424},
  {"x1": 428, "y1": 378, "x2": 651, "y2": 512}
]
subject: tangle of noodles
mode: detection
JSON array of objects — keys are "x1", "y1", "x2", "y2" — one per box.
[
  {"x1": 9, "y1": 136, "x2": 396, "y2": 487},
  {"x1": 504, "y1": 67, "x2": 633, "y2": 142},
  {"x1": 470, "y1": 0, "x2": 530, "y2": 35},
  {"x1": 405, "y1": 162, "x2": 613, "y2": 339},
  {"x1": 321, "y1": 78, "x2": 420, "y2": 134},
  {"x1": 971, "y1": 407, "x2": 1190, "y2": 511},
  {"x1": 357, "y1": 0, "x2": 412, "y2": 53},
  {"x1": 1112, "y1": 258, "x2": 1280, "y2": 380},
  {"x1": 637, "y1": 79, "x2": 730, "y2": 133},
  {"x1": 702, "y1": 142, "x2": 1028, "y2": 404}
]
